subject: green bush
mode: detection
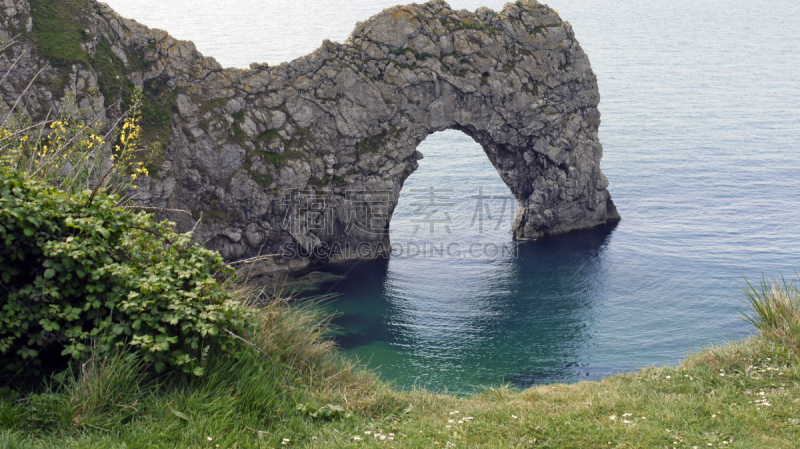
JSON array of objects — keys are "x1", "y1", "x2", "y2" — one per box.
[{"x1": 0, "y1": 165, "x2": 247, "y2": 376}]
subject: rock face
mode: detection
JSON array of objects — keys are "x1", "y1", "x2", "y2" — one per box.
[{"x1": 0, "y1": 0, "x2": 619, "y2": 263}]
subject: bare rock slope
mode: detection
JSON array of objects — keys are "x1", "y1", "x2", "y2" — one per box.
[{"x1": 0, "y1": 0, "x2": 619, "y2": 262}]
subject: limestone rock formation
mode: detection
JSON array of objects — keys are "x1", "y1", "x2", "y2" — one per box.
[{"x1": 0, "y1": 0, "x2": 619, "y2": 263}]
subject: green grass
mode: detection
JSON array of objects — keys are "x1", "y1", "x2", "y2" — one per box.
[
  {"x1": 26, "y1": 2, "x2": 174, "y2": 174},
  {"x1": 28, "y1": 0, "x2": 92, "y2": 67},
  {"x1": 2, "y1": 278, "x2": 799, "y2": 448},
  {"x1": 742, "y1": 273, "x2": 800, "y2": 341}
]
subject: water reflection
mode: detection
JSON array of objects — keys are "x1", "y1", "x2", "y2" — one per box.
[{"x1": 307, "y1": 223, "x2": 617, "y2": 391}]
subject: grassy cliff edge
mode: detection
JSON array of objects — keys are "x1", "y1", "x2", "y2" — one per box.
[{"x1": 1, "y1": 277, "x2": 798, "y2": 449}]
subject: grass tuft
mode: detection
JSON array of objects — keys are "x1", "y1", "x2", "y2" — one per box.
[{"x1": 742, "y1": 273, "x2": 800, "y2": 342}]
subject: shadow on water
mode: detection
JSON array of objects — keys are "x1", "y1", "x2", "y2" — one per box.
[{"x1": 298, "y1": 222, "x2": 621, "y2": 391}]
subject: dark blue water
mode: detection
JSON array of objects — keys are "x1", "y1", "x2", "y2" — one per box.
[{"x1": 109, "y1": 0, "x2": 800, "y2": 392}]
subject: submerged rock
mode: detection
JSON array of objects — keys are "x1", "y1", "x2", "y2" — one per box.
[{"x1": 0, "y1": 0, "x2": 619, "y2": 263}]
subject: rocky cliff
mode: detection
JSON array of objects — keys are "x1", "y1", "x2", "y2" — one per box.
[{"x1": 0, "y1": 0, "x2": 619, "y2": 264}]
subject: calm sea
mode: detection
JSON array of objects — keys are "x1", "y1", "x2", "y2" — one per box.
[{"x1": 105, "y1": 0, "x2": 800, "y2": 392}]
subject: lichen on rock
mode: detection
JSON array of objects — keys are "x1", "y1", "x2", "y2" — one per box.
[{"x1": 0, "y1": 0, "x2": 619, "y2": 264}]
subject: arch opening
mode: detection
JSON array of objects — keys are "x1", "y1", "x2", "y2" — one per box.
[{"x1": 387, "y1": 129, "x2": 520, "y2": 261}]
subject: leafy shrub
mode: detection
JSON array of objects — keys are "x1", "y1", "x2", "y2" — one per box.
[
  {"x1": 295, "y1": 402, "x2": 350, "y2": 420},
  {"x1": 0, "y1": 165, "x2": 247, "y2": 376}
]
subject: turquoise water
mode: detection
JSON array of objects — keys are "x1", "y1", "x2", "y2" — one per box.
[{"x1": 107, "y1": 0, "x2": 800, "y2": 392}]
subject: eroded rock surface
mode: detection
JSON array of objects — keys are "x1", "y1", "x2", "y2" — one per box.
[{"x1": 0, "y1": 0, "x2": 619, "y2": 262}]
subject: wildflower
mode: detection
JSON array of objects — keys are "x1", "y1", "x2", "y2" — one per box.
[
  {"x1": 666, "y1": 375, "x2": 671, "y2": 379},
  {"x1": 282, "y1": 438, "x2": 290, "y2": 445},
  {"x1": 207, "y1": 437, "x2": 213, "y2": 441},
  {"x1": 353, "y1": 436, "x2": 362, "y2": 441},
  {"x1": 512, "y1": 415, "x2": 518, "y2": 419}
]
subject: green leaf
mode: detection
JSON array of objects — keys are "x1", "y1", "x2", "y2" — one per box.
[{"x1": 43, "y1": 268, "x2": 56, "y2": 279}]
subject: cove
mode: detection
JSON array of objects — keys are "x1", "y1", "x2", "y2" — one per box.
[{"x1": 295, "y1": 130, "x2": 759, "y2": 393}]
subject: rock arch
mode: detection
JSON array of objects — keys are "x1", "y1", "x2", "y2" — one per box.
[{"x1": 0, "y1": 0, "x2": 619, "y2": 263}]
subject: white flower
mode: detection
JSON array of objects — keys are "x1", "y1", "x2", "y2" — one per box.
[
  {"x1": 512, "y1": 415, "x2": 518, "y2": 419},
  {"x1": 666, "y1": 376, "x2": 671, "y2": 379},
  {"x1": 353, "y1": 436, "x2": 362, "y2": 441},
  {"x1": 282, "y1": 438, "x2": 290, "y2": 445},
  {"x1": 207, "y1": 437, "x2": 213, "y2": 442}
]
